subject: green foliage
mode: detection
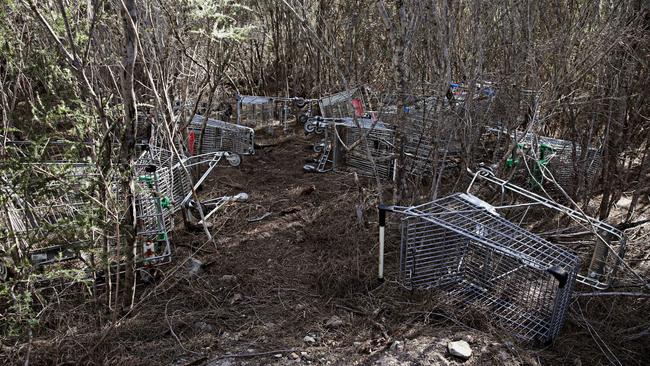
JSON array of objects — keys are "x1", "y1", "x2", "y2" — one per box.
[{"x1": 185, "y1": 0, "x2": 255, "y2": 42}]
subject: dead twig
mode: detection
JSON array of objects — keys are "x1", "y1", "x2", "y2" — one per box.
[
  {"x1": 247, "y1": 212, "x2": 273, "y2": 222},
  {"x1": 210, "y1": 348, "x2": 299, "y2": 360}
]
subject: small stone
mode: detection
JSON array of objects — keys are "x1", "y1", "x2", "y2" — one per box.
[
  {"x1": 300, "y1": 351, "x2": 308, "y2": 357},
  {"x1": 290, "y1": 352, "x2": 300, "y2": 359},
  {"x1": 219, "y1": 274, "x2": 237, "y2": 283},
  {"x1": 274, "y1": 353, "x2": 283, "y2": 358},
  {"x1": 325, "y1": 315, "x2": 344, "y2": 329},
  {"x1": 230, "y1": 293, "x2": 243, "y2": 304},
  {"x1": 193, "y1": 321, "x2": 214, "y2": 332},
  {"x1": 303, "y1": 335, "x2": 316, "y2": 344},
  {"x1": 389, "y1": 340, "x2": 402, "y2": 351},
  {"x1": 448, "y1": 340, "x2": 472, "y2": 360},
  {"x1": 186, "y1": 257, "x2": 203, "y2": 277}
]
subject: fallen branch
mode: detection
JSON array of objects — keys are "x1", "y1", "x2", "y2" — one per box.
[
  {"x1": 210, "y1": 348, "x2": 298, "y2": 360},
  {"x1": 575, "y1": 292, "x2": 650, "y2": 298},
  {"x1": 247, "y1": 212, "x2": 273, "y2": 222}
]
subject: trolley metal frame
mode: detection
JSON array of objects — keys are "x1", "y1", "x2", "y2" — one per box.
[
  {"x1": 465, "y1": 167, "x2": 628, "y2": 290},
  {"x1": 377, "y1": 193, "x2": 580, "y2": 342}
]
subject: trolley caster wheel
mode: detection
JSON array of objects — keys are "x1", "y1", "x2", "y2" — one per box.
[
  {"x1": 315, "y1": 126, "x2": 325, "y2": 134},
  {"x1": 298, "y1": 114, "x2": 309, "y2": 125},
  {"x1": 294, "y1": 98, "x2": 307, "y2": 108},
  {"x1": 226, "y1": 154, "x2": 242, "y2": 167},
  {"x1": 304, "y1": 121, "x2": 316, "y2": 134},
  {"x1": 313, "y1": 143, "x2": 324, "y2": 153}
]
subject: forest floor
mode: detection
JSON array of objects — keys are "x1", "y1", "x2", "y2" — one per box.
[{"x1": 5, "y1": 129, "x2": 649, "y2": 366}]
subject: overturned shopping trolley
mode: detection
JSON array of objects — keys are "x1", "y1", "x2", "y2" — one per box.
[
  {"x1": 136, "y1": 145, "x2": 247, "y2": 227},
  {"x1": 466, "y1": 167, "x2": 630, "y2": 290},
  {"x1": 188, "y1": 114, "x2": 255, "y2": 159},
  {"x1": 377, "y1": 193, "x2": 581, "y2": 342}
]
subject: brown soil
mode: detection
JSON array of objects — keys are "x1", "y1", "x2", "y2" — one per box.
[{"x1": 4, "y1": 133, "x2": 649, "y2": 366}]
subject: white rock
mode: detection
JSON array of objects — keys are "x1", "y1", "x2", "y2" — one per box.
[
  {"x1": 186, "y1": 258, "x2": 203, "y2": 277},
  {"x1": 290, "y1": 352, "x2": 300, "y2": 359},
  {"x1": 325, "y1": 315, "x2": 344, "y2": 328},
  {"x1": 274, "y1": 353, "x2": 283, "y2": 358},
  {"x1": 389, "y1": 340, "x2": 402, "y2": 351},
  {"x1": 193, "y1": 321, "x2": 214, "y2": 332},
  {"x1": 448, "y1": 340, "x2": 472, "y2": 360},
  {"x1": 303, "y1": 335, "x2": 316, "y2": 344},
  {"x1": 219, "y1": 274, "x2": 238, "y2": 283}
]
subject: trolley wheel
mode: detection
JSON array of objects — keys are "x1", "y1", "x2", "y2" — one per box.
[
  {"x1": 226, "y1": 153, "x2": 242, "y2": 167},
  {"x1": 298, "y1": 114, "x2": 309, "y2": 125},
  {"x1": 315, "y1": 125, "x2": 325, "y2": 134},
  {"x1": 313, "y1": 143, "x2": 324, "y2": 153},
  {"x1": 294, "y1": 98, "x2": 307, "y2": 108},
  {"x1": 304, "y1": 121, "x2": 316, "y2": 134}
]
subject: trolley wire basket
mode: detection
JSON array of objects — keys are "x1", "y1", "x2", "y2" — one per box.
[
  {"x1": 378, "y1": 193, "x2": 581, "y2": 342},
  {"x1": 318, "y1": 87, "x2": 369, "y2": 119},
  {"x1": 308, "y1": 117, "x2": 395, "y2": 180},
  {"x1": 188, "y1": 114, "x2": 255, "y2": 157},
  {"x1": 465, "y1": 167, "x2": 634, "y2": 290},
  {"x1": 236, "y1": 95, "x2": 312, "y2": 133}
]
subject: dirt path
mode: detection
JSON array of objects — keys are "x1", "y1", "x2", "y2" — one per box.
[{"x1": 15, "y1": 135, "x2": 560, "y2": 365}]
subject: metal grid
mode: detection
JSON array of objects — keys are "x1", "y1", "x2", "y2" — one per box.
[
  {"x1": 322, "y1": 117, "x2": 395, "y2": 180},
  {"x1": 133, "y1": 148, "x2": 175, "y2": 265},
  {"x1": 520, "y1": 133, "x2": 602, "y2": 191},
  {"x1": 383, "y1": 193, "x2": 580, "y2": 342},
  {"x1": 466, "y1": 167, "x2": 628, "y2": 290},
  {"x1": 236, "y1": 95, "x2": 312, "y2": 132},
  {"x1": 188, "y1": 115, "x2": 255, "y2": 156},
  {"x1": 481, "y1": 128, "x2": 602, "y2": 193},
  {"x1": 318, "y1": 88, "x2": 367, "y2": 118},
  {"x1": 1, "y1": 141, "x2": 98, "y2": 267},
  {"x1": 401, "y1": 112, "x2": 464, "y2": 177},
  {"x1": 1, "y1": 174, "x2": 96, "y2": 266}
]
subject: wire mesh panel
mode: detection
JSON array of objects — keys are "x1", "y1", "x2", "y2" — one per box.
[
  {"x1": 188, "y1": 115, "x2": 255, "y2": 156},
  {"x1": 465, "y1": 167, "x2": 629, "y2": 290},
  {"x1": 133, "y1": 149, "x2": 174, "y2": 265},
  {"x1": 236, "y1": 95, "x2": 311, "y2": 133},
  {"x1": 1, "y1": 141, "x2": 99, "y2": 268},
  {"x1": 400, "y1": 112, "x2": 465, "y2": 177},
  {"x1": 481, "y1": 129, "x2": 602, "y2": 195},
  {"x1": 326, "y1": 118, "x2": 395, "y2": 180},
  {"x1": 318, "y1": 88, "x2": 367, "y2": 118},
  {"x1": 521, "y1": 133, "x2": 602, "y2": 191},
  {"x1": 1, "y1": 173, "x2": 96, "y2": 266},
  {"x1": 390, "y1": 193, "x2": 580, "y2": 342}
]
